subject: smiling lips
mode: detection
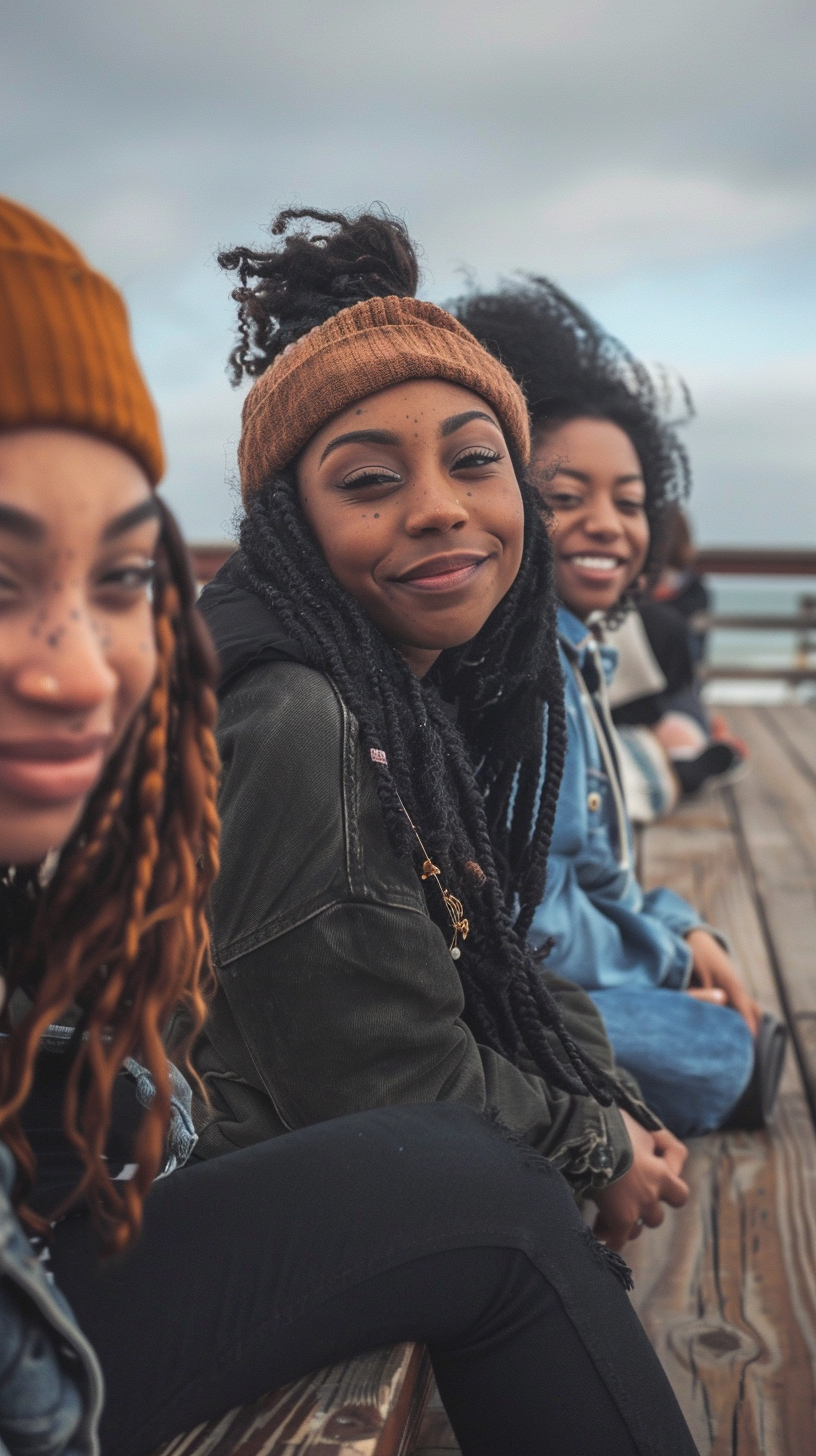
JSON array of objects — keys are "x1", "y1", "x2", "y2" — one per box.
[
  {"x1": 562, "y1": 552, "x2": 627, "y2": 581},
  {"x1": 0, "y1": 735, "x2": 111, "y2": 804},
  {"x1": 393, "y1": 551, "x2": 491, "y2": 593}
]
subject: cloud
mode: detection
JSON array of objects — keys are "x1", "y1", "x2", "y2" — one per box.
[
  {"x1": 422, "y1": 169, "x2": 816, "y2": 289},
  {"x1": 526, "y1": 171, "x2": 814, "y2": 278},
  {"x1": 684, "y1": 356, "x2": 816, "y2": 544},
  {"x1": 1, "y1": 0, "x2": 813, "y2": 543}
]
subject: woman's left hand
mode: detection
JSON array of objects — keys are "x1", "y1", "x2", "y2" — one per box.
[{"x1": 684, "y1": 928, "x2": 761, "y2": 1036}]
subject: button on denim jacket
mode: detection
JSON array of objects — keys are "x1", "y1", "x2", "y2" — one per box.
[
  {"x1": 528, "y1": 606, "x2": 707, "y2": 990},
  {"x1": 0, "y1": 1141, "x2": 103, "y2": 1456}
]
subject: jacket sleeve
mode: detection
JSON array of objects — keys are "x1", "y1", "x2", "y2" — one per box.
[
  {"x1": 0, "y1": 1146, "x2": 104, "y2": 1456},
  {"x1": 534, "y1": 847, "x2": 695, "y2": 991},
  {"x1": 201, "y1": 661, "x2": 633, "y2": 1193},
  {"x1": 640, "y1": 887, "x2": 728, "y2": 952}
]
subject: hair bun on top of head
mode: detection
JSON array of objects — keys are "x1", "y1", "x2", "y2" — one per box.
[{"x1": 218, "y1": 207, "x2": 531, "y2": 502}]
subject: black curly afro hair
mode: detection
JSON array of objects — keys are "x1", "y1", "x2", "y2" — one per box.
[{"x1": 453, "y1": 277, "x2": 693, "y2": 586}]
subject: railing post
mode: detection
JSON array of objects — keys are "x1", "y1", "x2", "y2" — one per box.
[{"x1": 796, "y1": 595, "x2": 816, "y2": 673}]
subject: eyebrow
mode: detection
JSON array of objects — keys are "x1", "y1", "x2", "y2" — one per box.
[
  {"x1": 101, "y1": 497, "x2": 161, "y2": 541},
  {"x1": 0, "y1": 502, "x2": 46, "y2": 542},
  {"x1": 319, "y1": 429, "x2": 400, "y2": 465},
  {"x1": 552, "y1": 467, "x2": 645, "y2": 486},
  {"x1": 439, "y1": 410, "x2": 499, "y2": 437},
  {"x1": 0, "y1": 495, "x2": 160, "y2": 550}
]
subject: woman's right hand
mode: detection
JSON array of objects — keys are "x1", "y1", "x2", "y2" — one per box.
[{"x1": 592, "y1": 1110, "x2": 689, "y2": 1252}]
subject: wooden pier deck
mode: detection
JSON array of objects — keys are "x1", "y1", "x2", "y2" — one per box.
[{"x1": 416, "y1": 704, "x2": 816, "y2": 1455}]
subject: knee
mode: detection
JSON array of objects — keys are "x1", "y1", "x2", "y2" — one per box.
[
  {"x1": 660, "y1": 1004, "x2": 754, "y2": 1135},
  {"x1": 363, "y1": 1103, "x2": 580, "y2": 1238}
]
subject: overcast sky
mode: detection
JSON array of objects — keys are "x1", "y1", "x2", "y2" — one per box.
[{"x1": 2, "y1": 0, "x2": 814, "y2": 544}]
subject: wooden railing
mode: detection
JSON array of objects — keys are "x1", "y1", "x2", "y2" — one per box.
[
  {"x1": 188, "y1": 544, "x2": 816, "y2": 683},
  {"x1": 191, "y1": 543, "x2": 235, "y2": 583},
  {"x1": 190, "y1": 544, "x2": 816, "y2": 584},
  {"x1": 694, "y1": 548, "x2": 816, "y2": 576},
  {"x1": 189, "y1": 544, "x2": 816, "y2": 584}
]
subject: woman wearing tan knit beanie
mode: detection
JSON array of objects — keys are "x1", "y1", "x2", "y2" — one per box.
[
  {"x1": 0, "y1": 196, "x2": 695, "y2": 1456},
  {"x1": 193, "y1": 207, "x2": 695, "y2": 1454}
]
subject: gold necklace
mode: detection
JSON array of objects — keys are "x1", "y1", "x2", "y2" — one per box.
[{"x1": 370, "y1": 747, "x2": 470, "y2": 959}]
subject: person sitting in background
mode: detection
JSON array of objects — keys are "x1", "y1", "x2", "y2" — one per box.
[
  {"x1": 456, "y1": 277, "x2": 785, "y2": 1139},
  {"x1": 652, "y1": 505, "x2": 709, "y2": 662},
  {"x1": 608, "y1": 507, "x2": 748, "y2": 802},
  {"x1": 0, "y1": 195, "x2": 699, "y2": 1456}
]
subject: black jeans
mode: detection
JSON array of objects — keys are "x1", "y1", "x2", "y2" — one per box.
[{"x1": 50, "y1": 1104, "x2": 697, "y2": 1456}]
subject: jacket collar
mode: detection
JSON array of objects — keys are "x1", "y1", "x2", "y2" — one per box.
[
  {"x1": 199, "y1": 552, "x2": 307, "y2": 696},
  {"x1": 556, "y1": 603, "x2": 618, "y2": 688}
]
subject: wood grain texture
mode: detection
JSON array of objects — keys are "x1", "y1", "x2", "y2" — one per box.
[
  {"x1": 629, "y1": 1105, "x2": 816, "y2": 1455},
  {"x1": 723, "y1": 707, "x2": 816, "y2": 1112},
  {"x1": 630, "y1": 750, "x2": 816, "y2": 1454},
  {"x1": 153, "y1": 1343, "x2": 431, "y2": 1456}
]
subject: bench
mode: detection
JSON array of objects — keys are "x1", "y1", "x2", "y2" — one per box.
[{"x1": 155, "y1": 1342, "x2": 432, "y2": 1456}]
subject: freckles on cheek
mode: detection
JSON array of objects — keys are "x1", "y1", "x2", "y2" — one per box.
[{"x1": 90, "y1": 617, "x2": 113, "y2": 651}]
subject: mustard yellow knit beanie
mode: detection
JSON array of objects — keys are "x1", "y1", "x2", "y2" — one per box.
[
  {"x1": 238, "y1": 294, "x2": 530, "y2": 503},
  {"x1": 0, "y1": 195, "x2": 164, "y2": 485}
]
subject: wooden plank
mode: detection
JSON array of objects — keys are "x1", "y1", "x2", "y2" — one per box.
[
  {"x1": 722, "y1": 706, "x2": 816, "y2": 1111},
  {"x1": 154, "y1": 1343, "x2": 431, "y2": 1456},
  {"x1": 693, "y1": 548, "x2": 816, "y2": 575},
  {"x1": 190, "y1": 543, "x2": 236, "y2": 583},
  {"x1": 629, "y1": 1106, "x2": 816, "y2": 1456},
  {"x1": 187, "y1": 544, "x2": 816, "y2": 584},
  {"x1": 699, "y1": 667, "x2": 816, "y2": 683},
  {"x1": 760, "y1": 704, "x2": 816, "y2": 786},
  {"x1": 628, "y1": 772, "x2": 816, "y2": 1454}
]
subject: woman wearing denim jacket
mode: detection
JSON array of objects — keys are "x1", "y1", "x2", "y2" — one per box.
[
  {"x1": 456, "y1": 278, "x2": 774, "y2": 1140},
  {"x1": 533, "y1": 602, "x2": 755, "y2": 1136},
  {"x1": 0, "y1": 196, "x2": 699, "y2": 1456}
]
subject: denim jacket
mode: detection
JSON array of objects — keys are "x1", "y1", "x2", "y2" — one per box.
[
  {"x1": 0, "y1": 1142, "x2": 103, "y2": 1456},
  {"x1": 0, "y1": 1037, "x2": 196, "y2": 1456},
  {"x1": 528, "y1": 605, "x2": 707, "y2": 990}
]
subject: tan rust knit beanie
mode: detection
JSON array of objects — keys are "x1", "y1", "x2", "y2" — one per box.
[
  {"x1": 238, "y1": 295, "x2": 530, "y2": 502},
  {"x1": 0, "y1": 195, "x2": 164, "y2": 485}
]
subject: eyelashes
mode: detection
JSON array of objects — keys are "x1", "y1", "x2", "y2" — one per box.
[
  {"x1": 339, "y1": 467, "x2": 402, "y2": 490},
  {"x1": 451, "y1": 447, "x2": 501, "y2": 470},
  {"x1": 98, "y1": 562, "x2": 156, "y2": 590},
  {"x1": 337, "y1": 447, "x2": 502, "y2": 491}
]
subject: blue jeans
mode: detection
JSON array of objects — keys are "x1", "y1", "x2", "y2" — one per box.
[{"x1": 590, "y1": 986, "x2": 754, "y2": 1138}]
